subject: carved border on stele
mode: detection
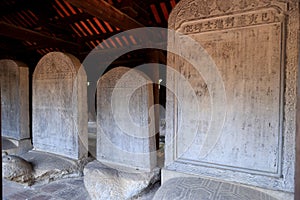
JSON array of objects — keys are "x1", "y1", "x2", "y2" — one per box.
[
  {"x1": 34, "y1": 52, "x2": 81, "y2": 80},
  {"x1": 169, "y1": 0, "x2": 291, "y2": 30}
]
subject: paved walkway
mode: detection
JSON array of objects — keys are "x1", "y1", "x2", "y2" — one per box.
[
  {"x1": 3, "y1": 177, "x2": 91, "y2": 200},
  {"x1": 3, "y1": 176, "x2": 160, "y2": 200},
  {"x1": 153, "y1": 177, "x2": 293, "y2": 200}
]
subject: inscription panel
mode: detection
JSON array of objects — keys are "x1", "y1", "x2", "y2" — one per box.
[
  {"x1": 33, "y1": 78, "x2": 75, "y2": 154},
  {"x1": 172, "y1": 8, "x2": 284, "y2": 176},
  {"x1": 179, "y1": 8, "x2": 282, "y2": 34}
]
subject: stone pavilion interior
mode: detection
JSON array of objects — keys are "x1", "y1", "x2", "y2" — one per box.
[{"x1": 1, "y1": 0, "x2": 300, "y2": 199}]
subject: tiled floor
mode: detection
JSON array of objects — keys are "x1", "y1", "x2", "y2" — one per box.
[
  {"x1": 3, "y1": 176, "x2": 160, "y2": 200},
  {"x1": 3, "y1": 177, "x2": 91, "y2": 200}
]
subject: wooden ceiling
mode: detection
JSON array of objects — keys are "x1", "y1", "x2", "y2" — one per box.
[{"x1": 0, "y1": 0, "x2": 179, "y2": 67}]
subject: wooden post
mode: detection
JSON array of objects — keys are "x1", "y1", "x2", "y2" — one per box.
[{"x1": 148, "y1": 51, "x2": 160, "y2": 150}]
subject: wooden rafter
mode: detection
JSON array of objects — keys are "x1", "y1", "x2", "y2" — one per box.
[
  {"x1": 64, "y1": 0, "x2": 144, "y2": 30},
  {"x1": 0, "y1": 22, "x2": 79, "y2": 51}
]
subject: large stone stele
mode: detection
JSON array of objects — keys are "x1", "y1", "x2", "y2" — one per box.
[
  {"x1": 164, "y1": 0, "x2": 299, "y2": 194},
  {"x1": 32, "y1": 52, "x2": 88, "y2": 160},
  {"x1": 97, "y1": 67, "x2": 157, "y2": 171},
  {"x1": 0, "y1": 59, "x2": 31, "y2": 152}
]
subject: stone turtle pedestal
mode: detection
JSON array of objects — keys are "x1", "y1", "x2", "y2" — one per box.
[
  {"x1": 84, "y1": 160, "x2": 160, "y2": 200},
  {"x1": 20, "y1": 150, "x2": 92, "y2": 185},
  {"x1": 2, "y1": 152, "x2": 33, "y2": 186}
]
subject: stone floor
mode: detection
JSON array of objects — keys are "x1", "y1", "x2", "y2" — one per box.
[
  {"x1": 3, "y1": 177, "x2": 160, "y2": 200},
  {"x1": 2, "y1": 132, "x2": 292, "y2": 200},
  {"x1": 3, "y1": 177, "x2": 91, "y2": 200},
  {"x1": 153, "y1": 177, "x2": 293, "y2": 200},
  {"x1": 4, "y1": 175, "x2": 292, "y2": 200}
]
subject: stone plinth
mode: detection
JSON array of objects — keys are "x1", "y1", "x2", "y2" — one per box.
[
  {"x1": 33, "y1": 52, "x2": 88, "y2": 160},
  {"x1": 21, "y1": 150, "x2": 92, "y2": 185},
  {"x1": 2, "y1": 137, "x2": 32, "y2": 155}
]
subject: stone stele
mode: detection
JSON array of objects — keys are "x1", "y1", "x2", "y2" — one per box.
[
  {"x1": 165, "y1": 0, "x2": 299, "y2": 194},
  {"x1": 0, "y1": 59, "x2": 30, "y2": 140},
  {"x1": 97, "y1": 66, "x2": 157, "y2": 171},
  {"x1": 32, "y1": 52, "x2": 88, "y2": 160}
]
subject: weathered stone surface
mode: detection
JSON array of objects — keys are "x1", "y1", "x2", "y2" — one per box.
[
  {"x1": 165, "y1": 0, "x2": 299, "y2": 192},
  {"x1": 153, "y1": 177, "x2": 278, "y2": 200},
  {"x1": 21, "y1": 150, "x2": 93, "y2": 184},
  {"x1": 2, "y1": 152, "x2": 33, "y2": 185},
  {"x1": 133, "y1": 182, "x2": 161, "y2": 200},
  {"x1": 0, "y1": 59, "x2": 30, "y2": 140},
  {"x1": 88, "y1": 121, "x2": 96, "y2": 133},
  {"x1": 3, "y1": 177, "x2": 91, "y2": 200},
  {"x1": 83, "y1": 160, "x2": 160, "y2": 200},
  {"x1": 33, "y1": 52, "x2": 88, "y2": 160},
  {"x1": 161, "y1": 169, "x2": 294, "y2": 200},
  {"x1": 2, "y1": 137, "x2": 32, "y2": 155},
  {"x1": 97, "y1": 67, "x2": 156, "y2": 171}
]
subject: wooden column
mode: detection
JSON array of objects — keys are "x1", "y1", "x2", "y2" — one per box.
[{"x1": 148, "y1": 51, "x2": 160, "y2": 150}]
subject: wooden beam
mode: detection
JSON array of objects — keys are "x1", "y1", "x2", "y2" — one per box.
[
  {"x1": 64, "y1": 0, "x2": 144, "y2": 30},
  {"x1": 0, "y1": 0, "x2": 32, "y2": 17},
  {"x1": 79, "y1": 31, "x2": 121, "y2": 43},
  {"x1": 80, "y1": 41, "x2": 167, "y2": 56},
  {"x1": 53, "y1": 13, "x2": 92, "y2": 24},
  {"x1": 0, "y1": 22, "x2": 79, "y2": 51},
  {"x1": 118, "y1": 0, "x2": 154, "y2": 26}
]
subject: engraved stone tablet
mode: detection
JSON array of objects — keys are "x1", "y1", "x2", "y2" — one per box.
[
  {"x1": 33, "y1": 52, "x2": 88, "y2": 159},
  {"x1": 97, "y1": 67, "x2": 156, "y2": 171},
  {"x1": 0, "y1": 59, "x2": 29, "y2": 140},
  {"x1": 165, "y1": 0, "x2": 299, "y2": 192}
]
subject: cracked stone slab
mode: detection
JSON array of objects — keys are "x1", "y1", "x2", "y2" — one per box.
[{"x1": 83, "y1": 160, "x2": 160, "y2": 200}]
